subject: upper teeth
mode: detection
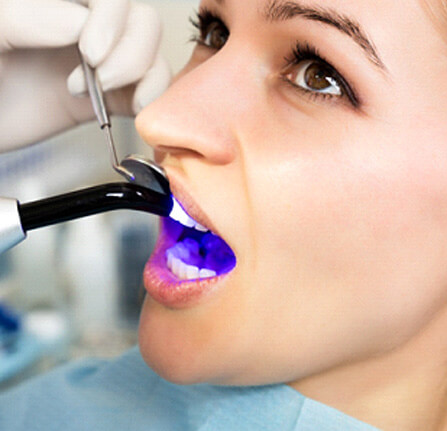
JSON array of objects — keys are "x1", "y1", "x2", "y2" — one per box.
[{"x1": 169, "y1": 198, "x2": 209, "y2": 232}]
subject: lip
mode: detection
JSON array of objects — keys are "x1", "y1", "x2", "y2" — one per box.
[{"x1": 143, "y1": 174, "x2": 235, "y2": 309}]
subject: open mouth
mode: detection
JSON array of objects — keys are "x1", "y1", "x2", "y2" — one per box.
[{"x1": 164, "y1": 197, "x2": 237, "y2": 281}]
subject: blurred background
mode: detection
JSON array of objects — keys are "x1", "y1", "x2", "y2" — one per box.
[{"x1": 0, "y1": 0, "x2": 199, "y2": 390}]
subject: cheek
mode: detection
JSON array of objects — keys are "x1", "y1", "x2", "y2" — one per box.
[{"x1": 248, "y1": 132, "x2": 447, "y2": 353}]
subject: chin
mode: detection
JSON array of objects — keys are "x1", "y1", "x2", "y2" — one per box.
[
  {"x1": 139, "y1": 346, "x2": 206, "y2": 386},
  {"x1": 137, "y1": 296, "x2": 222, "y2": 385},
  {"x1": 137, "y1": 290, "x2": 270, "y2": 387}
]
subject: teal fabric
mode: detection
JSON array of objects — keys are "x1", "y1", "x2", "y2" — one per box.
[{"x1": 0, "y1": 347, "x2": 380, "y2": 430}]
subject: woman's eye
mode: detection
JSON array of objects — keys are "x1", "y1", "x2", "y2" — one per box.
[
  {"x1": 286, "y1": 60, "x2": 343, "y2": 96},
  {"x1": 191, "y1": 11, "x2": 229, "y2": 51},
  {"x1": 201, "y1": 21, "x2": 228, "y2": 50}
]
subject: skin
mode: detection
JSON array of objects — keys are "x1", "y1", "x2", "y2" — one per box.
[{"x1": 136, "y1": 0, "x2": 447, "y2": 429}]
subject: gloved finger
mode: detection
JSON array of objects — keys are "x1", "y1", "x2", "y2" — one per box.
[
  {"x1": 0, "y1": 0, "x2": 88, "y2": 52},
  {"x1": 79, "y1": 0, "x2": 130, "y2": 67},
  {"x1": 67, "y1": 64, "x2": 88, "y2": 97},
  {"x1": 95, "y1": 2, "x2": 162, "y2": 93},
  {"x1": 67, "y1": 0, "x2": 132, "y2": 96},
  {"x1": 132, "y1": 53, "x2": 171, "y2": 114}
]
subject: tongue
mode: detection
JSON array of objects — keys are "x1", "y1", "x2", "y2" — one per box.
[{"x1": 168, "y1": 233, "x2": 236, "y2": 275}]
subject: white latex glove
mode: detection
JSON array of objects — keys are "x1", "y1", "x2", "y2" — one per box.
[{"x1": 0, "y1": 0, "x2": 171, "y2": 151}]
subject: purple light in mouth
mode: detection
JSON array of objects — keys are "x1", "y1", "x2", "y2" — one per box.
[
  {"x1": 168, "y1": 222, "x2": 237, "y2": 276},
  {"x1": 197, "y1": 232, "x2": 236, "y2": 275}
]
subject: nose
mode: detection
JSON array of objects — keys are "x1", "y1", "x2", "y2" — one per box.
[{"x1": 135, "y1": 50, "x2": 244, "y2": 166}]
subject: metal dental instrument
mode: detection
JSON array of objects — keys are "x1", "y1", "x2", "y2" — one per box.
[
  {"x1": 78, "y1": 50, "x2": 170, "y2": 195},
  {"x1": 78, "y1": 49, "x2": 132, "y2": 182}
]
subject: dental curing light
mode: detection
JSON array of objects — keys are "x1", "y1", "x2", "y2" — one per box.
[
  {"x1": 0, "y1": 164, "x2": 173, "y2": 255},
  {"x1": 0, "y1": 182, "x2": 172, "y2": 255}
]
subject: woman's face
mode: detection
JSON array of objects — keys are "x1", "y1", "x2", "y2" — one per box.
[{"x1": 136, "y1": 0, "x2": 447, "y2": 386}]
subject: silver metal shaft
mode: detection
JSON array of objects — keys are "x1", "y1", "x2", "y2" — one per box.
[
  {"x1": 78, "y1": 50, "x2": 110, "y2": 129},
  {"x1": 103, "y1": 125, "x2": 120, "y2": 172},
  {"x1": 77, "y1": 48, "x2": 134, "y2": 179}
]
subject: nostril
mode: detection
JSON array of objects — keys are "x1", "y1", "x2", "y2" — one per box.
[{"x1": 156, "y1": 146, "x2": 203, "y2": 158}]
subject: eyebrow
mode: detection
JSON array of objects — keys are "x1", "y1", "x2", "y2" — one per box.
[{"x1": 213, "y1": 0, "x2": 387, "y2": 72}]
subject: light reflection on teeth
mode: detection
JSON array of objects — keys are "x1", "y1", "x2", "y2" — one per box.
[
  {"x1": 169, "y1": 197, "x2": 210, "y2": 233},
  {"x1": 166, "y1": 249, "x2": 217, "y2": 280},
  {"x1": 195, "y1": 222, "x2": 208, "y2": 232},
  {"x1": 199, "y1": 268, "x2": 217, "y2": 278},
  {"x1": 186, "y1": 265, "x2": 199, "y2": 280}
]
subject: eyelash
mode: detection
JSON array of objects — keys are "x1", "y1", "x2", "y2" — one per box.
[
  {"x1": 189, "y1": 8, "x2": 226, "y2": 48},
  {"x1": 189, "y1": 9, "x2": 360, "y2": 109}
]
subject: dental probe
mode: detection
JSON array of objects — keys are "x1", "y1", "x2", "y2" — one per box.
[
  {"x1": 0, "y1": 182, "x2": 173, "y2": 255},
  {"x1": 78, "y1": 50, "x2": 170, "y2": 194},
  {"x1": 78, "y1": 48, "x2": 133, "y2": 182}
]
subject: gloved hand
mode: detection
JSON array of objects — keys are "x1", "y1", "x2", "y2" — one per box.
[{"x1": 0, "y1": 0, "x2": 171, "y2": 151}]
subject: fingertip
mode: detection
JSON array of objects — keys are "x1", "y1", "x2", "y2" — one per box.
[
  {"x1": 79, "y1": 36, "x2": 106, "y2": 67},
  {"x1": 95, "y1": 68, "x2": 113, "y2": 93},
  {"x1": 132, "y1": 56, "x2": 172, "y2": 114},
  {"x1": 79, "y1": 0, "x2": 130, "y2": 67},
  {"x1": 96, "y1": 3, "x2": 165, "y2": 98},
  {"x1": 132, "y1": 98, "x2": 144, "y2": 116},
  {"x1": 67, "y1": 65, "x2": 87, "y2": 97}
]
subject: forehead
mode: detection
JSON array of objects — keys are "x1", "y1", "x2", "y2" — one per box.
[
  {"x1": 200, "y1": 0, "x2": 442, "y2": 59},
  {"x1": 202, "y1": 0, "x2": 428, "y2": 26}
]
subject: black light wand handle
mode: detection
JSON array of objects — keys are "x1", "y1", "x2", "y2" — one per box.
[{"x1": 18, "y1": 182, "x2": 173, "y2": 232}]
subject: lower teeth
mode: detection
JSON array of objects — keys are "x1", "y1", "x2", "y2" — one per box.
[
  {"x1": 167, "y1": 253, "x2": 217, "y2": 280},
  {"x1": 166, "y1": 234, "x2": 235, "y2": 280},
  {"x1": 167, "y1": 248, "x2": 216, "y2": 280}
]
